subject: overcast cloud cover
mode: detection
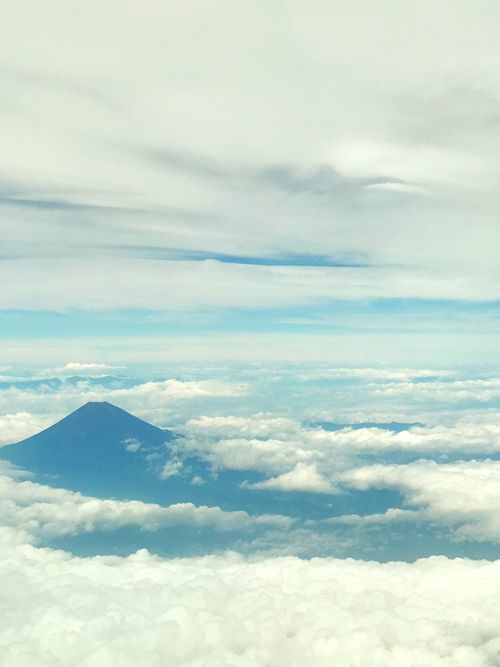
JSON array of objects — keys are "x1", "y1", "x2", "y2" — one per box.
[{"x1": 2, "y1": 1, "x2": 500, "y2": 665}]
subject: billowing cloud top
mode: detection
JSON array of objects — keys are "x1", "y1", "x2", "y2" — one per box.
[{"x1": 3, "y1": 529, "x2": 500, "y2": 666}]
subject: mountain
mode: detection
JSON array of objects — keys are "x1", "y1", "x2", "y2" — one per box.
[
  {"x1": 6, "y1": 401, "x2": 171, "y2": 454},
  {"x1": 1, "y1": 401, "x2": 178, "y2": 498}
]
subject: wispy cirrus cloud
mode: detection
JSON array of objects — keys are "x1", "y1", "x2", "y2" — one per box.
[{"x1": 1, "y1": 0, "x2": 499, "y2": 325}]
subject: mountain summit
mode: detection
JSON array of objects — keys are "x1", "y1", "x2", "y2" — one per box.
[
  {"x1": 1, "y1": 401, "x2": 177, "y2": 497},
  {"x1": 14, "y1": 400, "x2": 173, "y2": 448}
]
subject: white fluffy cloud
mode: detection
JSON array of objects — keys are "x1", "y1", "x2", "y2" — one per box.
[
  {"x1": 113, "y1": 378, "x2": 248, "y2": 401},
  {"x1": 374, "y1": 378, "x2": 500, "y2": 403},
  {"x1": 184, "y1": 435, "x2": 321, "y2": 476},
  {"x1": 62, "y1": 362, "x2": 109, "y2": 371},
  {"x1": 2, "y1": 534, "x2": 500, "y2": 666},
  {"x1": 339, "y1": 459, "x2": 500, "y2": 542},
  {"x1": 185, "y1": 414, "x2": 300, "y2": 440},
  {"x1": 296, "y1": 367, "x2": 456, "y2": 382},
  {"x1": 306, "y1": 420, "x2": 500, "y2": 456},
  {"x1": 44, "y1": 362, "x2": 122, "y2": 376},
  {"x1": 0, "y1": 465, "x2": 292, "y2": 542},
  {"x1": 244, "y1": 462, "x2": 335, "y2": 494},
  {"x1": 182, "y1": 414, "x2": 500, "y2": 484},
  {"x1": 0, "y1": 412, "x2": 52, "y2": 446},
  {"x1": 0, "y1": 377, "x2": 248, "y2": 428}
]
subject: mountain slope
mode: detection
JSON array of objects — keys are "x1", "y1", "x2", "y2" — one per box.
[{"x1": 1, "y1": 401, "x2": 177, "y2": 496}]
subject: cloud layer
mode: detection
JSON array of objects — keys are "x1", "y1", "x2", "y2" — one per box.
[
  {"x1": 1, "y1": 0, "x2": 499, "y2": 317},
  {"x1": 339, "y1": 459, "x2": 500, "y2": 543},
  {"x1": 2, "y1": 533, "x2": 500, "y2": 666},
  {"x1": 0, "y1": 466, "x2": 291, "y2": 547}
]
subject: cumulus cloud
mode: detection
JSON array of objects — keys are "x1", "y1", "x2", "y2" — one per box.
[
  {"x1": 0, "y1": 412, "x2": 52, "y2": 446},
  {"x1": 0, "y1": 467, "x2": 292, "y2": 542},
  {"x1": 297, "y1": 367, "x2": 456, "y2": 382},
  {"x1": 185, "y1": 414, "x2": 299, "y2": 440},
  {"x1": 63, "y1": 362, "x2": 109, "y2": 371},
  {"x1": 328, "y1": 507, "x2": 420, "y2": 526},
  {"x1": 244, "y1": 462, "x2": 335, "y2": 494},
  {"x1": 374, "y1": 378, "x2": 500, "y2": 403},
  {"x1": 113, "y1": 378, "x2": 248, "y2": 401},
  {"x1": 2, "y1": 534, "x2": 500, "y2": 666},
  {"x1": 0, "y1": 377, "x2": 248, "y2": 427},
  {"x1": 182, "y1": 413, "x2": 500, "y2": 484},
  {"x1": 339, "y1": 459, "x2": 500, "y2": 542},
  {"x1": 122, "y1": 437, "x2": 141, "y2": 452},
  {"x1": 306, "y1": 420, "x2": 500, "y2": 456},
  {"x1": 31, "y1": 362, "x2": 125, "y2": 380},
  {"x1": 183, "y1": 435, "x2": 321, "y2": 476},
  {"x1": 46, "y1": 362, "x2": 123, "y2": 376},
  {"x1": 160, "y1": 459, "x2": 183, "y2": 480}
]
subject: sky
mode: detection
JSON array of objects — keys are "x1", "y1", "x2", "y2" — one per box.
[
  {"x1": 1, "y1": 0, "x2": 500, "y2": 368},
  {"x1": 2, "y1": 2, "x2": 500, "y2": 665}
]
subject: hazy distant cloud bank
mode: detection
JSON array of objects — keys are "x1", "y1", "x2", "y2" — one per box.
[{"x1": 0, "y1": 377, "x2": 248, "y2": 438}]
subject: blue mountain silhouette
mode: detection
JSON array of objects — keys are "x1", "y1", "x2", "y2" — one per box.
[{"x1": 1, "y1": 401, "x2": 180, "y2": 496}]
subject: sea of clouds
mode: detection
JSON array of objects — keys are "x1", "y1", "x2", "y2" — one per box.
[
  {"x1": 2, "y1": 529, "x2": 500, "y2": 667},
  {"x1": 2, "y1": 367, "x2": 500, "y2": 554},
  {"x1": 1, "y1": 365, "x2": 500, "y2": 664}
]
